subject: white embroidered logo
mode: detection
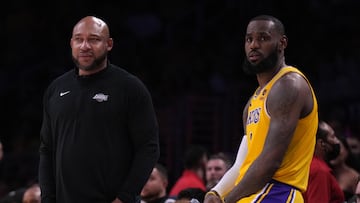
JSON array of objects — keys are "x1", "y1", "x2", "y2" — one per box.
[
  {"x1": 60, "y1": 91, "x2": 70, "y2": 97},
  {"x1": 92, "y1": 93, "x2": 109, "y2": 102}
]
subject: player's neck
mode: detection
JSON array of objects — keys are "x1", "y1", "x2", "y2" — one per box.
[{"x1": 256, "y1": 62, "x2": 286, "y2": 88}]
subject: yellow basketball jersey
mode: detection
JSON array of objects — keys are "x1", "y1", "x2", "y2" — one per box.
[{"x1": 236, "y1": 66, "x2": 318, "y2": 192}]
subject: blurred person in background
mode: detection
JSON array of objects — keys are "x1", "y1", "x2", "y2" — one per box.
[
  {"x1": 347, "y1": 175, "x2": 360, "y2": 203},
  {"x1": 141, "y1": 163, "x2": 169, "y2": 203},
  {"x1": 0, "y1": 141, "x2": 3, "y2": 162},
  {"x1": 169, "y1": 145, "x2": 208, "y2": 197},
  {"x1": 174, "y1": 188, "x2": 205, "y2": 203},
  {"x1": 330, "y1": 135, "x2": 360, "y2": 201},
  {"x1": 22, "y1": 184, "x2": 40, "y2": 203},
  {"x1": 345, "y1": 128, "x2": 360, "y2": 172},
  {"x1": 303, "y1": 120, "x2": 344, "y2": 203},
  {"x1": 205, "y1": 152, "x2": 232, "y2": 190}
]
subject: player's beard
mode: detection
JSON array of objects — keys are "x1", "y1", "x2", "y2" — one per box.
[
  {"x1": 73, "y1": 51, "x2": 107, "y2": 72},
  {"x1": 242, "y1": 46, "x2": 278, "y2": 75}
]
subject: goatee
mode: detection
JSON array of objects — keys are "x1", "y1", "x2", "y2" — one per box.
[
  {"x1": 242, "y1": 47, "x2": 279, "y2": 75},
  {"x1": 73, "y1": 52, "x2": 107, "y2": 71}
]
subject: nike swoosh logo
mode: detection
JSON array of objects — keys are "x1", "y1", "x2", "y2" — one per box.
[{"x1": 60, "y1": 91, "x2": 70, "y2": 97}]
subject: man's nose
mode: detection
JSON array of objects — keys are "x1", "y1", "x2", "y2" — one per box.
[
  {"x1": 80, "y1": 40, "x2": 91, "y2": 49},
  {"x1": 249, "y1": 39, "x2": 260, "y2": 49}
]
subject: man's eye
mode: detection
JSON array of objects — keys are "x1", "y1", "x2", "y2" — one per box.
[
  {"x1": 259, "y1": 36, "x2": 270, "y2": 41},
  {"x1": 89, "y1": 38, "x2": 101, "y2": 42},
  {"x1": 259, "y1": 36, "x2": 266, "y2": 41},
  {"x1": 74, "y1": 38, "x2": 83, "y2": 42}
]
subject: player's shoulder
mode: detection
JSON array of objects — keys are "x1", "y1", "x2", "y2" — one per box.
[
  {"x1": 276, "y1": 66, "x2": 311, "y2": 92},
  {"x1": 268, "y1": 69, "x2": 308, "y2": 102}
]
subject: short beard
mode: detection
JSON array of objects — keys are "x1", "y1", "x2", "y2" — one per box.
[
  {"x1": 73, "y1": 51, "x2": 107, "y2": 72},
  {"x1": 242, "y1": 47, "x2": 279, "y2": 75},
  {"x1": 325, "y1": 143, "x2": 340, "y2": 162}
]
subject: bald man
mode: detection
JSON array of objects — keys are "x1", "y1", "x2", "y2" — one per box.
[
  {"x1": 23, "y1": 184, "x2": 41, "y2": 203},
  {"x1": 39, "y1": 16, "x2": 159, "y2": 203}
]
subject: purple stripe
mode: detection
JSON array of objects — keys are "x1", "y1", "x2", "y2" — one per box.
[
  {"x1": 257, "y1": 181, "x2": 294, "y2": 203},
  {"x1": 254, "y1": 183, "x2": 272, "y2": 203}
]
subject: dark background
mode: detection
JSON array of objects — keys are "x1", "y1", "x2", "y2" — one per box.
[{"x1": 1, "y1": 0, "x2": 360, "y2": 196}]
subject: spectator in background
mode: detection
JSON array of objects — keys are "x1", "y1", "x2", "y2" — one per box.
[
  {"x1": 174, "y1": 188, "x2": 205, "y2": 203},
  {"x1": 0, "y1": 188, "x2": 25, "y2": 203},
  {"x1": 0, "y1": 140, "x2": 4, "y2": 197},
  {"x1": 141, "y1": 163, "x2": 169, "y2": 203},
  {"x1": 205, "y1": 152, "x2": 232, "y2": 190},
  {"x1": 169, "y1": 145, "x2": 208, "y2": 197},
  {"x1": 348, "y1": 175, "x2": 360, "y2": 203},
  {"x1": 303, "y1": 120, "x2": 344, "y2": 203},
  {"x1": 330, "y1": 135, "x2": 360, "y2": 201},
  {"x1": 22, "y1": 184, "x2": 40, "y2": 203},
  {"x1": 0, "y1": 183, "x2": 41, "y2": 203},
  {"x1": 0, "y1": 141, "x2": 3, "y2": 162},
  {"x1": 0, "y1": 182, "x2": 40, "y2": 203},
  {"x1": 345, "y1": 127, "x2": 360, "y2": 171}
]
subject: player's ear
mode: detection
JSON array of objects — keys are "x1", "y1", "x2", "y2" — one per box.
[{"x1": 279, "y1": 35, "x2": 288, "y2": 50}]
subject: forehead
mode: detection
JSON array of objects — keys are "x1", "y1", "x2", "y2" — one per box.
[
  {"x1": 321, "y1": 123, "x2": 335, "y2": 138},
  {"x1": 152, "y1": 168, "x2": 163, "y2": 177},
  {"x1": 207, "y1": 159, "x2": 225, "y2": 166},
  {"x1": 246, "y1": 20, "x2": 276, "y2": 35},
  {"x1": 73, "y1": 19, "x2": 107, "y2": 37}
]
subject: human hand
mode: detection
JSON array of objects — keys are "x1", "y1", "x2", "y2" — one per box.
[
  {"x1": 112, "y1": 198, "x2": 123, "y2": 203},
  {"x1": 204, "y1": 193, "x2": 223, "y2": 203}
]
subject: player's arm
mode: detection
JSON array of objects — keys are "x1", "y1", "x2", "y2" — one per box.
[
  {"x1": 204, "y1": 100, "x2": 251, "y2": 203},
  {"x1": 224, "y1": 73, "x2": 309, "y2": 202},
  {"x1": 204, "y1": 135, "x2": 248, "y2": 203}
]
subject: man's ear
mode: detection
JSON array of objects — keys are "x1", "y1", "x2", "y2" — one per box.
[
  {"x1": 316, "y1": 139, "x2": 325, "y2": 149},
  {"x1": 319, "y1": 139, "x2": 327, "y2": 149},
  {"x1": 107, "y1": 38, "x2": 114, "y2": 51},
  {"x1": 279, "y1": 35, "x2": 288, "y2": 50}
]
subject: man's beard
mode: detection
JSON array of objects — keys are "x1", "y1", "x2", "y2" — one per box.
[
  {"x1": 73, "y1": 52, "x2": 107, "y2": 71},
  {"x1": 242, "y1": 47, "x2": 279, "y2": 75},
  {"x1": 326, "y1": 143, "x2": 340, "y2": 162}
]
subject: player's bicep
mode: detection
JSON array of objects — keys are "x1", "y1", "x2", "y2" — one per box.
[
  {"x1": 267, "y1": 74, "x2": 303, "y2": 133},
  {"x1": 264, "y1": 74, "x2": 304, "y2": 154}
]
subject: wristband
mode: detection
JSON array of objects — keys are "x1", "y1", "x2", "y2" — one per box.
[{"x1": 205, "y1": 190, "x2": 224, "y2": 203}]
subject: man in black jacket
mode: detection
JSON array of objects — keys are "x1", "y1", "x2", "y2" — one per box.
[{"x1": 39, "y1": 16, "x2": 160, "y2": 203}]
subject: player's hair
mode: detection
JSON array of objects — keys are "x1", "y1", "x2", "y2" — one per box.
[{"x1": 250, "y1": 15, "x2": 285, "y2": 35}]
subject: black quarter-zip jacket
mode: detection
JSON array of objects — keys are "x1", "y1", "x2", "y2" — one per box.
[{"x1": 39, "y1": 63, "x2": 160, "y2": 203}]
